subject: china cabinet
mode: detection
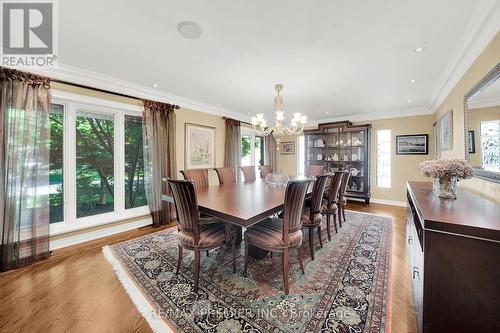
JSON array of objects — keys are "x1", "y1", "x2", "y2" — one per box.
[{"x1": 303, "y1": 121, "x2": 371, "y2": 203}]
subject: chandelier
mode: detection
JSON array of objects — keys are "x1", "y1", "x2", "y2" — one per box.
[{"x1": 251, "y1": 84, "x2": 307, "y2": 149}]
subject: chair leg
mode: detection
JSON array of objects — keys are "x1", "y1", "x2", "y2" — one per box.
[
  {"x1": 231, "y1": 236, "x2": 237, "y2": 273},
  {"x1": 326, "y1": 213, "x2": 332, "y2": 241},
  {"x1": 317, "y1": 225, "x2": 323, "y2": 247},
  {"x1": 308, "y1": 227, "x2": 315, "y2": 261},
  {"x1": 206, "y1": 250, "x2": 210, "y2": 257},
  {"x1": 338, "y1": 208, "x2": 342, "y2": 228},
  {"x1": 342, "y1": 205, "x2": 347, "y2": 223},
  {"x1": 194, "y1": 248, "x2": 201, "y2": 294},
  {"x1": 244, "y1": 242, "x2": 249, "y2": 276},
  {"x1": 176, "y1": 245, "x2": 183, "y2": 275},
  {"x1": 282, "y1": 249, "x2": 290, "y2": 295},
  {"x1": 333, "y1": 213, "x2": 338, "y2": 233},
  {"x1": 297, "y1": 247, "x2": 305, "y2": 275}
]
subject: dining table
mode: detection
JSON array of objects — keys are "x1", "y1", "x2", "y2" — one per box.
[{"x1": 161, "y1": 178, "x2": 313, "y2": 258}]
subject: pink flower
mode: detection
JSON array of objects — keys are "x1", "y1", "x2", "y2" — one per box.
[{"x1": 419, "y1": 159, "x2": 473, "y2": 181}]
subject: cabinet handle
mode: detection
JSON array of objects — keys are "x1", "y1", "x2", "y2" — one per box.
[
  {"x1": 412, "y1": 267, "x2": 420, "y2": 280},
  {"x1": 408, "y1": 236, "x2": 412, "y2": 244}
]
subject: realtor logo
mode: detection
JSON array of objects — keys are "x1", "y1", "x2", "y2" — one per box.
[{"x1": 1, "y1": 0, "x2": 57, "y2": 67}]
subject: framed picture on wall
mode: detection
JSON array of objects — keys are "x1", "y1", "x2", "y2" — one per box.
[
  {"x1": 439, "y1": 110, "x2": 453, "y2": 151},
  {"x1": 185, "y1": 123, "x2": 216, "y2": 169},
  {"x1": 468, "y1": 130, "x2": 476, "y2": 154},
  {"x1": 281, "y1": 141, "x2": 295, "y2": 154},
  {"x1": 396, "y1": 134, "x2": 429, "y2": 155}
]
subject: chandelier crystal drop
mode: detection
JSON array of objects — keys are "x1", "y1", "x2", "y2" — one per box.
[{"x1": 251, "y1": 84, "x2": 307, "y2": 149}]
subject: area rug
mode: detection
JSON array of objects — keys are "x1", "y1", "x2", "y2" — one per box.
[{"x1": 103, "y1": 210, "x2": 392, "y2": 333}]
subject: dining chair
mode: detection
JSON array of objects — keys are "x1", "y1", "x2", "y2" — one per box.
[
  {"x1": 168, "y1": 179, "x2": 236, "y2": 294},
  {"x1": 302, "y1": 174, "x2": 330, "y2": 260},
  {"x1": 339, "y1": 170, "x2": 352, "y2": 224},
  {"x1": 244, "y1": 179, "x2": 312, "y2": 295},
  {"x1": 180, "y1": 169, "x2": 209, "y2": 189},
  {"x1": 259, "y1": 165, "x2": 272, "y2": 179},
  {"x1": 215, "y1": 167, "x2": 237, "y2": 185},
  {"x1": 322, "y1": 171, "x2": 344, "y2": 240},
  {"x1": 307, "y1": 165, "x2": 324, "y2": 178},
  {"x1": 240, "y1": 166, "x2": 256, "y2": 182}
]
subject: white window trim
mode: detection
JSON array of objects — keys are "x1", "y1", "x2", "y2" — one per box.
[{"x1": 50, "y1": 90, "x2": 149, "y2": 236}]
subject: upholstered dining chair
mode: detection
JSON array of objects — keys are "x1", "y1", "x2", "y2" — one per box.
[
  {"x1": 240, "y1": 166, "x2": 256, "y2": 182},
  {"x1": 168, "y1": 179, "x2": 236, "y2": 294},
  {"x1": 215, "y1": 167, "x2": 237, "y2": 185},
  {"x1": 322, "y1": 171, "x2": 344, "y2": 240},
  {"x1": 307, "y1": 165, "x2": 324, "y2": 178},
  {"x1": 339, "y1": 170, "x2": 352, "y2": 224},
  {"x1": 180, "y1": 169, "x2": 209, "y2": 189},
  {"x1": 244, "y1": 179, "x2": 312, "y2": 295},
  {"x1": 259, "y1": 165, "x2": 272, "y2": 179},
  {"x1": 302, "y1": 174, "x2": 330, "y2": 260}
]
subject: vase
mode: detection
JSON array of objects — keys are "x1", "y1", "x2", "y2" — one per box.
[{"x1": 433, "y1": 176, "x2": 457, "y2": 199}]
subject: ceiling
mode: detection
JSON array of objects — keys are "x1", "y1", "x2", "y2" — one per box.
[{"x1": 56, "y1": 0, "x2": 500, "y2": 122}]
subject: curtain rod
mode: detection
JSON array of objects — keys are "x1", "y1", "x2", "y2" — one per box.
[{"x1": 223, "y1": 116, "x2": 251, "y2": 126}]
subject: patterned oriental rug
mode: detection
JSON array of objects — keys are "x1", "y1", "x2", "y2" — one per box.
[{"x1": 103, "y1": 210, "x2": 392, "y2": 333}]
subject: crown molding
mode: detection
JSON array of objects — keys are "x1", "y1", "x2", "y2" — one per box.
[
  {"x1": 29, "y1": 64, "x2": 251, "y2": 122},
  {"x1": 304, "y1": 106, "x2": 432, "y2": 128},
  {"x1": 429, "y1": 0, "x2": 500, "y2": 112}
]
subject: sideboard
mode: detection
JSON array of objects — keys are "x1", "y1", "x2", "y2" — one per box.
[{"x1": 406, "y1": 181, "x2": 500, "y2": 333}]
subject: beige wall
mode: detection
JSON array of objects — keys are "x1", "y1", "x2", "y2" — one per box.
[
  {"x1": 468, "y1": 105, "x2": 500, "y2": 167},
  {"x1": 276, "y1": 114, "x2": 435, "y2": 203},
  {"x1": 432, "y1": 32, "x2": 500, "y2": 203}
]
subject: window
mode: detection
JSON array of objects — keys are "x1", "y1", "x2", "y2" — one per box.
[
  {"x1": 49, "y1": 91, "x2": 148, "y2": 233},
  {"x1": 297, "y1": 135, "x2": 305, "y2": 176},
  {"x1": 76, "y1": 111, "x2": 115, "y2": 218},
  {"x1": 254, "y1": 136, "x2": 264, "y2": 166},
  {"x1": 377, "y1": 130, "x2": 391, "y2": 188},
  {"x1": 481, "y1": 120, "x2": 500, "y2": 172},
  {"x1": 241, "y1": 129, "x2": 264, "y2": 176},
  {"x1": 49, "y1": 104, "x2": 64, "y2": 223},
  {"x1": 124, "y1": 115, "x2": 147, "y2": 208}
]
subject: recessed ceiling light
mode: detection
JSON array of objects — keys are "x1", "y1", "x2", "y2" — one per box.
[
  {"x1": 153, "y1": 83, "x2": 158, "y2": 88},
  {"x1": 216, "y1": 103, "x2": 221, "y2": 106},
  {"x1": 410, "y1": 79, "x2": 416, "y2": 84},
  {"x1": 414, "y1": 47, "x2": 425, "y2": 53},
  {"x1": 408, "y1": 99, "x2": 413, "y2": 103},
  {"x1": 326, "y1": 111, "x2": 330, "y2": 114},
  {"x1": 177, "y1": 21, "x2": 202, "y2": 39}
]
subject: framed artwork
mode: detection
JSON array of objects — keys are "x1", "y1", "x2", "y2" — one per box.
[
  {"x1": 185, "y1": 123, "x2": 215, "y2": 169},
  {"x1": 439, "y1": 110, "x2": 453, "y2": 151},
  {"x1": 396, "y1": 134, "x2": 429, "y2": 155},
  {"x1": 468, "y1": 130, "x2": 476, "y2": 154},
  {"x1": 281, "y1": 141, "x2": 295, "y2": 154}
]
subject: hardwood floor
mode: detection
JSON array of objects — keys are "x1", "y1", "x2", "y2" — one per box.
[{"x1": 0, "y1": 203, "x2": 417, "y2": 333}]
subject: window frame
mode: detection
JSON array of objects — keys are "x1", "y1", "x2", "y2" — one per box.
[{"x1": 50, "y1": 90, "x2": 148, "y2": 236}]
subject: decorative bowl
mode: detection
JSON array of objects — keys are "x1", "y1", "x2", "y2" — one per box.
[{"x1": 265, "y1": 173, "x2": 290, "y2": 186}]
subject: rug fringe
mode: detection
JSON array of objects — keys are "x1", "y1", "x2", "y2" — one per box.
[{"x1": 102, "y1": 245, "x2": 174, "y2": 333}]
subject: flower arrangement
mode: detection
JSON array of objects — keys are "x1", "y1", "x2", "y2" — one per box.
[
  {"x1": 419, "y1": 159, "x2": 473, "y2": 180},
  {"x1": 419, "y1": 159, "x2": 473, "y2": 199}
]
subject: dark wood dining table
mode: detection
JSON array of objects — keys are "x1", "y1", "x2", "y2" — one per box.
[{"x1": 162, "y1": 178, "x2": 313, "y2": 258}]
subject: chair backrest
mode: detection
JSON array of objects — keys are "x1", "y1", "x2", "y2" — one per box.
[
  {"x1": 282, "y1": 179, "x2": 313, "y2": 243},
  {"x1": 309, "y1": 174, "x2": 330, "y2": 220},
  {"x1": 339, "y1": 170, "x2": 352, "y2": 197},
  {"x1": 259, "y1": 165, "x2": 272, "y2": 179},
  {"x1": 167, "y1": 179, "x2": 200, "y2": 242},
  {"x1": 215, "y1": 167, "x2": 236, "y2": 185},
  {"x1": 180, "y1": 169, "x2": 209, "y2": 189},
  {"x1": 240, "y1": 166, "x2": 256, "y2": 182},
  {"x1": 307, "y1": 165, "x2": 324, "y2": 178},
  {"x1": 327, "y1": 171, "x2": 344, "y2": 204}
]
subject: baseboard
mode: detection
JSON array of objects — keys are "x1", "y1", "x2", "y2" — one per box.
[
  {"x1": 50, "y1": 217, "x2": 152, "y2": 251},
  {"x1": 349, "y1": 197, "x2": 407, "y2": 207}
]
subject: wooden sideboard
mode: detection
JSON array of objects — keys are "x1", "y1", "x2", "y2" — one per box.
[{"x1": 406, "y1": 181, "x2": 500, "y2": 333}]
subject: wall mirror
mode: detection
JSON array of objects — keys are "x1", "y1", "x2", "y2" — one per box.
[{"x1": 464, "y1": 63, "x2": 500, "y2": 183}]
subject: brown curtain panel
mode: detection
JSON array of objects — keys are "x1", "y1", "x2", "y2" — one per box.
[
  {"x1": 224, "y1": 118, "x2": 241, "y2": 179},
  {"x1": 0, "y1": 67, "x2": 52, "y2": 271},
  {"x1": 265, "y1": 135, "x2": 277, "y2": 173},
  {"x1": 142, "y1": 100, "x2": 179, "y2": 226}
]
